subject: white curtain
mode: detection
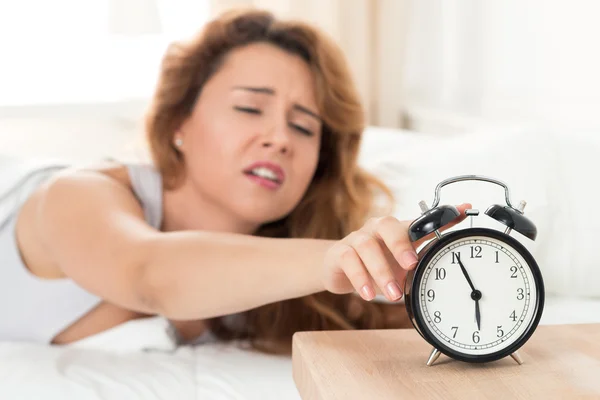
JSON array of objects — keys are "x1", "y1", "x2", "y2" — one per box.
[
  {"x1": 402, "y1": 0, "x2": 600, "y2": 132},
  {"x1": 210, "y1": 0, "x2": 411, "y2": 128},
  {"x1": 108, "y1": 0, "x2": 162, "y2": 35}
]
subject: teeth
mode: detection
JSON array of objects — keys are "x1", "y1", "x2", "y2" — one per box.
[{"x1": 251, "y1": 167, "x2": 279, "y2": 182}]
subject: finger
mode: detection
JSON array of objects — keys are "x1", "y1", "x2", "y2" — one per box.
[
  {"x1": 350, "y1": 231, "x2": 403, "y2": 301},
  {"x1": 377, "y1": 236, "x2": 411, "y2": 295},
  {"x1": 366, "y1": 216, "x2": 419, "y2": 271},
  {"x1": 451, "y1": 203, "x2": 473, "y2": 226},
  {"x1": 413, "y1": 203, "x2": 472, "y2": 248},
  {"x1": 337, "y1": 244, "x2": 376, "y2": 301}
]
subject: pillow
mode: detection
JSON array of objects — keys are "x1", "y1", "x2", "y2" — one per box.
[{"x1": 359, "y1": 127, "x2": 567, "y2": 295}]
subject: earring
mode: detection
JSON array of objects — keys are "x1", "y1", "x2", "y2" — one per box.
[{"x1": 174, "y1": 137, "x2": 183, "y2": 148}]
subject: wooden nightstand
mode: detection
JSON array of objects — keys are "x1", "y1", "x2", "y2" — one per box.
[{"x1": 292, "y1": 323, "x2": 600, "y2": 399}]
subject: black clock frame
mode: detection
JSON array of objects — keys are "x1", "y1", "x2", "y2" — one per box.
[{"x1": 404, "y1": 227, "x2": 545, "y2": 363}]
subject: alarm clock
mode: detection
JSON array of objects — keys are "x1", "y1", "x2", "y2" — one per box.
[{"x1": 404, "y1": 175, "x2": 545, "y2": 366}]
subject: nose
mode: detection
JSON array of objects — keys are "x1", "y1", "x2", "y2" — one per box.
[{"x1": 261, "y1": 124, "x2": 291, "y2": 155}]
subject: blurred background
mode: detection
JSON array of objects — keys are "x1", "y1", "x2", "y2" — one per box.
[
  {"x1": 1, "y1": 1, "x2": 599, "y2": 299},
  {"x1": 1, "y1": 0, "x2": 599, "y2": 162}
]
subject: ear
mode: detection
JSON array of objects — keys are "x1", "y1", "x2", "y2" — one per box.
[
  {"x1": 173, "y1": 120, "x2": 190, "y2": 152},
  {"x1": 174, "y1": 133, "x2": 184, "y2": 149},
  {"x1": 174, "y1": 114, "x2": 195, "y2": 151}
]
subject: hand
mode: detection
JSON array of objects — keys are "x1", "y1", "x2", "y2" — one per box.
[{"x1": 323, "y1": 203, "x2": 472, "y2": 302}]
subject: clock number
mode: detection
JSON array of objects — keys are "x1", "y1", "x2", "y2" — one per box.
[
  {"x1": 470, "y1": 246, "x2": 482, "y2": 259},
  {"x1": 510, "y1": 266, "x2": 518, "y2": 278},
  {"x1": 451, "y1": 326, "x2": 458, "y2": 338},
  {"x1": 510, "y1": 310, "x2": 517, "y2": 322},
  {"x1": 435, "y1": 268, "x2": 447, "y2": 280},
  {"x1": 433, "y1": 311, "x2": 442, "y2": 323},
  {"x1": 497, "y1": 325, "x2": 504, "y2": 338},
  {"x1": 451, "y1": 252, "x2": 460, "y2": 264},
  {"x1": 495, "y1": 251, "x2": 499, "y2": 263},
  {"x1": 472, "y1": 331, "x2": 480, "y2": 344},
  {"x1": 427, "y1": 289, "x2": 435, "y2": 302},
  {"x1": 517, "y1": 288, "x2": 525, "y2": 300}
]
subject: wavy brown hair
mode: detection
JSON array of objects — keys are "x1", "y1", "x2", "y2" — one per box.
[{"x1": 145, "y1": 8, "x2": 411, "y2": 354}]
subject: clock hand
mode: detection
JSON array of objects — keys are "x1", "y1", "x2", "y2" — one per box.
[
  {"x1": 475, "y1": 299, "x2": 481, "y2": 331},
  {"x1": 457, "y1": 256, "x2": 476, "y2": 292},
  {"x1": 457, "y1": 256, "x2": 483, "y2": 330}
]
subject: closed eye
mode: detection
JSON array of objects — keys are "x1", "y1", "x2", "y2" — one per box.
[
  {"x1": 289, "y1": 123, "x2": 314, "y2": 136},
  {"x1": 235, "y1": 106, "x2": 313, "y2": 136},
  {"x1": 234, "y1": 106, "x2": 261, "y2": 114}
]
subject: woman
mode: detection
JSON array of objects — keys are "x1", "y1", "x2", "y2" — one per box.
[{"x1": 0, "y1": 9, "x2": 470, "y2": 353}]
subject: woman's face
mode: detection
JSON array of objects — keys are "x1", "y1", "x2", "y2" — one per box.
[{"x1": 176, "y1": 42, "x2": 322, "y2": 229}]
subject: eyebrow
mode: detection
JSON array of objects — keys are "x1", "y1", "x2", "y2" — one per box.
[{"x1": 232, "y1": 86, "x2": 322, "y2": 122}]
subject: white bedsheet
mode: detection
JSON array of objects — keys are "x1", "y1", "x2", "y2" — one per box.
[{"x1": 0, "y1": 295, "x2": 599, "y2": 400}]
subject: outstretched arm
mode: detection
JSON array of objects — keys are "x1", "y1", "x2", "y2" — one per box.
[
  {"x1": 35, "y1": 168, "x2": 471, "y2": 323},
  {"x1": 35, "y1": 169, "x2": 331, "y2": 320}
]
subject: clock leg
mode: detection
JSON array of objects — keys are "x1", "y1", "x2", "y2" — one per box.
[
  {"x1": 426, "y1": 348, "x2": 441, "y2": 366},
  {"x1": 510, "y1": 351, "x2": 523, "y2": 365}
]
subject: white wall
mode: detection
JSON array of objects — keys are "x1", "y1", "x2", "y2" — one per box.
[{"x1": 403, "y1": 0, "x2": 600, "y2": 133}]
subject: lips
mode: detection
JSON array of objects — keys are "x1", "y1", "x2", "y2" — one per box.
[
  {"x1": 243, "y1": 161, "x2": 286, "y2": 189},
  {"x1": 244, "y1": 161, "x2": 285, "y2": 185}
]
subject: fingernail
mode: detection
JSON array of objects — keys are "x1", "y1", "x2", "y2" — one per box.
[
  {"x1": 401, "y1": 250, "x2": 419, "y2": 269},
  {"x1": 386, "y1": 281, "x2": 402, "y2": 300},
  {"x1": 360, "y1": 285, "x2": 375, "y2": 301}
]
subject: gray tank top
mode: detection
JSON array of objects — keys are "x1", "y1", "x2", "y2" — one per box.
[{"x1": 0, "y1": 157, "x2": 163, "y2": 343}]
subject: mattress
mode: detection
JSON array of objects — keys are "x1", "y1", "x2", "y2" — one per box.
[{"x1": 0, "y1": 295, "x2": 598, "y2": 400}]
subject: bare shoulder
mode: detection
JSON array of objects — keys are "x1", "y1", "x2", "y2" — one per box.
[
  {"x1": 16, "y1": 160, "x2": 147, "y2": 279},
  {"x1": 52, "y1": 159, "x2": 135, "y2": 192},
  {"x1": 42, "y1": 159, "x2": 144, "y2": 214},
  {"x1": 81, "y1": 159, "x2": 133, "y2": 183}
]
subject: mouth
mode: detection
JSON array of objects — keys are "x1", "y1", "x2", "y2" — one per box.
[{"x1": 243, "y1": 162, "x2": 285, "y2": 190}]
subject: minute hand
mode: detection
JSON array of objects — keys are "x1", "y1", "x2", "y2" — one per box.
[{"x1": 457, "y1": 256, "x2": 476, "y2": 292}]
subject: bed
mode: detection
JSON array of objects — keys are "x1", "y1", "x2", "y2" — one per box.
[
  {"x1": 1, "y1": 125, "x2": 599, "y2": 399},
  {"x1": 1, "y1": 302, "x2": 599, "y2": 399}
]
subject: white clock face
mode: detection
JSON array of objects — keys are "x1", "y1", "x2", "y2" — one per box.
[{"x1": 417, "y1": 235, "x2": 539, "y2": 356}]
